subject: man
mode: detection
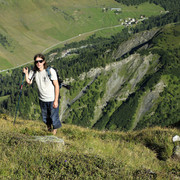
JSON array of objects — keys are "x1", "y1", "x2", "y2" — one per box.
[{"x1": 23, "y1": 53, "x2": 61, "y2": 135}]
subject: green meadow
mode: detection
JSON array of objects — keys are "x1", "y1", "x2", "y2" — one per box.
[
  {"x1": 0, "y1": 95, "x2": 10, "y2": 102},
  {"x1": 0, "y1": 57, "x2": 13, "y2": 70},
  {"x1": 0, "y1": 116, "x2": 179, "y2": 179},
  {"x1": 0, "y1": 0, "x2": 164, "y2": 70}
]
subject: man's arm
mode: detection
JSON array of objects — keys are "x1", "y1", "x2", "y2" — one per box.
[{"x1": 53, "y1": 79, "x2": 59, "y2": 108}]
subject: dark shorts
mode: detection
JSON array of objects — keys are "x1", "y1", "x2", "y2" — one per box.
[{"x1": 39, "y1": 100, "x2": 62, "y2": 129}]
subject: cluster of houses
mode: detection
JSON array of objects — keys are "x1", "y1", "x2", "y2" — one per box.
[
  {"x1": 121, "y1": 17, "x2": 140, "y2": 26},
  {"x1": 121, "y1": 18, "x2": 136, "y2": 26},
  {"x1": 121, "y1": 16, "x2": 147, "y2": 26},
  {"x1": 104, "y1": 6, "x2": 167, "y2": 27},
  {"x1": 102, "y1": 7, "x2": 147, "y2": 26}
]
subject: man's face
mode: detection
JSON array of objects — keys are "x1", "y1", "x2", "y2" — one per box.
[{"x1": 35, "y1": 57, "x2": 45, "y2": 70}]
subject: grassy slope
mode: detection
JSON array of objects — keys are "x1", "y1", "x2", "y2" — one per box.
[
  {"x1": 1, "y1": 116, "x2": 180, "y2": 179},
  {"x1": 0, "y1": 95, "x2": 9, "y2": 102},
  {"x1": 0, "y1": 0, "x2": 164, "y2": 69}
]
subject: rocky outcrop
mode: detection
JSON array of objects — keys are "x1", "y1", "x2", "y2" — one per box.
[
  {"x1": 132, "y1": 80, "x2": 166, "y2": 130},
  {"x1": 59, "y1": 28, "x2": 167, "y2": 129},
  {"x1": 60, "y1": 52, "x2": 160, "y2": 126},
  {"x1": 172, "y1": 146, "x2": 180, "y2": 161},
  {"x1": 29, "y1": 136, "x2": 64, "y2": 150},
  {"x1": 92, "y1": 53, "x2": 159, "y2": 125},
  {"x1": 113, "y1": 28, "x2": 160, "y2": 60}
]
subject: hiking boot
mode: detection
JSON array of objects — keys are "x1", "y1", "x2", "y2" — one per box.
[{"x1": 52, "y1": 129, "x2": 57, "y2": 135}]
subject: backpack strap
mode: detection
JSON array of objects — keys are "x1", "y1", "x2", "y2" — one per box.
[
  {"x1": 52, "y1": 67, "x2": 62, "y2": 88},
  {"x1": 46, "y1": 66, "x2": 52, "y2": 80},
  {"x1": 29, "y1": 70, "x2": 36, "y2": 82},
  {"x1": 46, "y1": 66, "x2": 71, "y2": 90}
]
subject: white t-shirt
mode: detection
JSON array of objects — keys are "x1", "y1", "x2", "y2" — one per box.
[{"x1": 29, "y1": 68, "x2": 57, "y2": 102}]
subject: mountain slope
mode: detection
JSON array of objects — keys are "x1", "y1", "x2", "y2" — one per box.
[
  {"x1": 1, "y1": 116, "x2": 180, "y2": 179},
  {"x1": 0, "y1": 0, "x2": 164, "y2": 69},
  {"x1": 58, "y1": 23, "x2": 180, "y2": 131},
  {"x1": 0, "y1": 22, "x2": 179, "y2": 132}
]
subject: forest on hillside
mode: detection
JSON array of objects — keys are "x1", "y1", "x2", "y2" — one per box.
[
  {"x1": 115, "y1": 0, "x2": 180, "y2": 11},
  {"x1": 0, "y1": 0, "x2": 180, "y2": 130}
]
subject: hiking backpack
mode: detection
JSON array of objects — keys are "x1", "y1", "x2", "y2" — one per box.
[{"x1": 31, "y1": 67, "x2": 71, "y2": 90}]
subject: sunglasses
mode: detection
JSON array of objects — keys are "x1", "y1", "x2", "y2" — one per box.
[{"x1": 35, "y1": 60, "x2": 44, "y2": 64}]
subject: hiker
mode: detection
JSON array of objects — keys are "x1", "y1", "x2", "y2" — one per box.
[{"x1": 23, "y1": 53, "x2": 61, "y2": 135}]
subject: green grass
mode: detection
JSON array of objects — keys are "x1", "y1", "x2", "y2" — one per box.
[
  {"x1": 93, "y1": 25, "x2": 124, "y2": 38},
  {"x1": 0, "y1": 0, "x2": 164, "y2": 70},
  {"x1": 121, "y1": 2, "x2": 164, "y2": 17},
  {"x1": 1, "y1": 115, "x2": 179, "y2": 179},
  {"x1": 0, "y1": 57, "x2": 13, "y2": 70},
  {"x1": 152, "y1": 23, "x2": 180, "y2": 52},
  {"x1": 0, "y1": 95, "x2": 10, "y2": 102}
]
